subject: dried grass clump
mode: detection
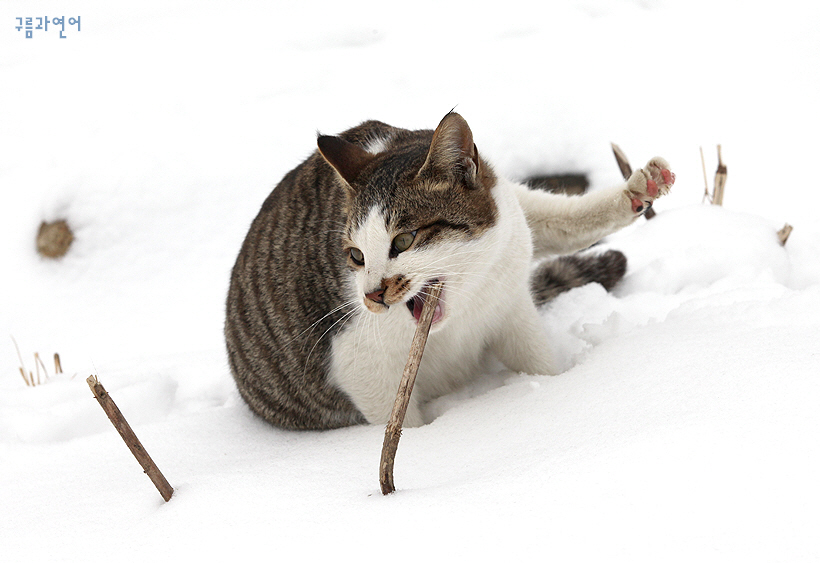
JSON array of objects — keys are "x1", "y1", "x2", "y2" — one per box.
[
  {"x1": 12, "y1": 336, "x2": 63, "y2": 387},
  {"x1": 701, "y1": 146, "x2": 727, "y2": 206},
  {"x1": 37, "y1": 219, "x2": 74, "y2": 259}
]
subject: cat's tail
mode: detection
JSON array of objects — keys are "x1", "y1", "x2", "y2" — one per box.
[{"x1": 530, "y1": 249, "x2": 627, "y2": 307}]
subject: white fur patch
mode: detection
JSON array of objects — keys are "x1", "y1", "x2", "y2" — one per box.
[
  {"x1": 363, "y1": 134, "x2": 392, "y2": 155},
  {"x1": 330, "y1": 183, "x2": 556, "y2": 427},
  {"x1": 354, "y1": 207, "x2": 391, "y2": 292}
]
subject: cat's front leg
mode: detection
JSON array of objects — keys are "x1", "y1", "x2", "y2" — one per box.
[
  {"x1": 625, "y1": 157, "x2": 676, "y2": 215},
  {"x1": 513, "y1": 157, "x2": 675, "y2": 256}
]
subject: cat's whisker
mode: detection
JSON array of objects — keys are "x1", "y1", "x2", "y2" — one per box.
[
  {"x1": 293, "y1": 299, "x2": 359, "y2": 348},
  {"x1": 415, "y1": 268, "x2": 522, "y2": 295},
  {"x1": 227, "y1": 111, "x2": 644, "y2": 431},
  {"x1": 302, "y1": 307, "x2": 359, "y2": 376}
]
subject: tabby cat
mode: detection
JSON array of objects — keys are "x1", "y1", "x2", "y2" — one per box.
[{"x1": 225, "y1": 112, "x2": 674, "y2": 430}]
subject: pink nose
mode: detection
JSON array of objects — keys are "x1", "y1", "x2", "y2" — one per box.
[{"x1": 366, "y1": 288, "x2": 385, "y2": 304}]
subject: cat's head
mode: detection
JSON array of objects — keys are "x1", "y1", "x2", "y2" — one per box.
[{"x1": 318, "y1": 112, "x2": 499, "y2": 328}]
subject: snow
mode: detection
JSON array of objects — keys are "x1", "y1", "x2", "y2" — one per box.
[{"x1": 2, "y1": 0, "x2": 819, "y2": 560}]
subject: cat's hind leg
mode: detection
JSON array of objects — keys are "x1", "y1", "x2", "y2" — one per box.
[{"x1": 490, "y1": 293, "x2": 557, "y2": 376}]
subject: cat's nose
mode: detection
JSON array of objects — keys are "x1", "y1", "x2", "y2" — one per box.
[{"x1": 365, "y1": 288, "x2": 385, "y2": 304}]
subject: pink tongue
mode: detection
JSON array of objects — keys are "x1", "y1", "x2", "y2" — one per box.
[{"x1": 412, "y1": 293, "x2": 442, "y2": 323}]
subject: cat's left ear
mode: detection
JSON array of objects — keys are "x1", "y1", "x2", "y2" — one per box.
[
  {"x1": 317, "y1": 135, "x2": 374, "y2": 193},
  {"x1": 418, "y1": 112, "x2": 481, "y2": 189}
]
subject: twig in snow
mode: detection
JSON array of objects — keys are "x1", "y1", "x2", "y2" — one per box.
[
  {"x1": 712, "y1": 145, "x2": 727, "y2": 206},
  {"x1": 86, "y1": 375, "x2": 174, "y2": 502},
  {"x1": 778, "y1": 224, "x2": 793, "y2": 246},
  {"x1": 34, "y1": 352, "x2": 50, "y2": 385},
  {"x1": 702, "y1": 145, "x2": 728, "y2": 205},
  {"x1": 700, "y1": 147, "x2": 710, "y2": 203},
  {"x1": 11, "y1": 336, "x2": 32, "y2": 387},
  {"x1": 379, "y1": 281, "x2": 443, "y2": 495},
  {"x1": 611, "y1": 142, "x2": 633, "y2": 179}
]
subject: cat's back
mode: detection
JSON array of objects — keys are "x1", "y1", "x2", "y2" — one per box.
[{"x1": 225, "y1": 119, "x2": 413, "y2": 430}]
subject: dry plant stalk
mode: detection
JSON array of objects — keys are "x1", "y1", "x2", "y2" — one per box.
[
  {"x1": 379, "y1": 282, "x2": 443, "y2": 495},
  {"x1": 611, "y1": 143, "x2": 656, "y2": 219},
  {"x1": 11, "y1": 336, "x2": 33, "y2": 387},
  {"x1": 34, "y1": 352, "x2": 49, "y2": 385},
  {"x1": 700, "y1": 147, "x2": 710, "y2": 203},
  {"x1": 11, "y1": 337, "x2": 61, "y2": 387},
  {"x1": 713, "y1": 145, "x2": 727, "y2": 206},
  {"x1": 611, "y1": 142, "x2": 633, "y2": 180},
  {"x1": 778, "y1": 223, "x2": 794, "y2": 246},
  {"x1": 87, "y1": 375, "x2": 174, "y2": 502},
  {"x1": 702, "y1": 145, "x2": 728, "y2": 205}
]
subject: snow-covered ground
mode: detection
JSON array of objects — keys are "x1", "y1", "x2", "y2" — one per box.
[{"x1": 2, "y1": 0, "x2": 819, "y2": 560}]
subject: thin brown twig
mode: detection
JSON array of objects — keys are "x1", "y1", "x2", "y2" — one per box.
[
  {"x1": 610, "y1": 142, "x2": 633, "y2": 179},
  {"x1": 11, "y1": 336, "x2": 32, "y2": 387},
  {"x1": 87, "y1": 375, "x2": 174, "y2": 502},
  {"x1": 379, "y1": 282, "x2": 443, "y2": 495},
  {"x1": 713, "y1": 145, "x2": 727, "y2": 206},
  {"x1": 778, "y1": 223, "x2": 793, "y2": 246},
  {"x1": 700, "y1": 146, "x2": 711, "y2": 203},
  {"x1": 35, "y1": 352, "x2": 50, "y2": 384}
]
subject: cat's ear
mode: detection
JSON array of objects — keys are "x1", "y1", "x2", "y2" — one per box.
[
  {"x1": 317, "y1": 135, "x2": 374, "y2": 192},
  {"x1": 418, "y1": 112, "x2": 481, "y2": 188}
]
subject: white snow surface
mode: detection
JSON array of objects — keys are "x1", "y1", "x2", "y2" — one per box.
[{"x1": 2, "y1": 0, "x2": 819, "y2": 560}]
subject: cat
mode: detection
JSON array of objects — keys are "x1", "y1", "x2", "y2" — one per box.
[{"x1": 225, "y1": 112, "x2": 674, "y2": 431}]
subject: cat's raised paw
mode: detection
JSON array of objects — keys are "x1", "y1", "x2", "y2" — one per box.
[{"x1": 627, "y1": 157, "x2": 675, "y2": 214}]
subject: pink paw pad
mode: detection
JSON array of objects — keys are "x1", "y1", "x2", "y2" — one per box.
[
  {"x1": 661, "y1": 169, "x2": 675, "y2": 185},
  {"x1": 646, "y1": 179, "x2": 658, "y2": 197}
]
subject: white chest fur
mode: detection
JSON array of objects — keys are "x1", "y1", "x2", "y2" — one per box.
[{"x1": 328, "y1": 177, "x2": 547, "y2": 427}]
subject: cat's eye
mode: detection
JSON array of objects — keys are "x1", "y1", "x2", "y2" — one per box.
[
  {"x1": 392, "y1": 231, "x2": 416, "y2": 254},
  {"x1": 349, "y1": 247, "x2": 365, "y2": 266}
]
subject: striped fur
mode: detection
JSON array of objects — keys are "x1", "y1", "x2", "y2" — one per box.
[
  {"x1": 225, "y1": 116, "x2": 498, "y2": 430},
  {"x1": 531, "y1": 250, "x2": 627, "y2": 306},
  {"x1": 225, "y1": 113, "x2": 672, "y2": 431}
]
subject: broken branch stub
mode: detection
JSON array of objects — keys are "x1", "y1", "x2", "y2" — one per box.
[
  {"x1": 611, "y1": 142, "x2": 633, "y2": 180},
  {"x1": 778, "y1": 223, "x2": 793, "y2": 246},
  {"x1": 87, "y1": 375, "x2": 174, "y2": 502},
  {"x1": 379, "y1": 282, "x2": 443, "y2": 495},
  {"x1": 713, "y1": 145, "x2": 727, "y2": 206}
]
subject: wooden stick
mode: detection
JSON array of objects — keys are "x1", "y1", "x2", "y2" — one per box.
[
  {"x1": 379, "y1": 282, "x2": 443, "y2": 495},
  {"x1": 11, "y1": 336, "x2": 32, "y2": 387},
  {"x1": 54, "y1": 353, "x2": 63, "y2": 374},
  {"x1": 86, "y1": 375, "x2": 174, "y2": 502},
  {"x1": 712, "y1": 145, "x2": 727, "y2": 206},
  {"x1": 35, "y1": 352, "x2": 49, "y2": 384},
  {"x1": 700, "y1": 146, "x2": 711, "y2": 203},
  {"x1": 778, "y1": 223, "x2": 793, "y2": 246},
  {"x1": 611, "y1": 143, "x2": 656, "y2": 219},
  {"x1": 611, "y1": 142, "x2": 633, "y2": 179},
  {"x1": 19, "y1": 367, "x2": 31, "y2": 387}
]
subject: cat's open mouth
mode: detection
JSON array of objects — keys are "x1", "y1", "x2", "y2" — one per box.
[{"x1": 405, "y1": 279, "x2": 444, "y2": 325}]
